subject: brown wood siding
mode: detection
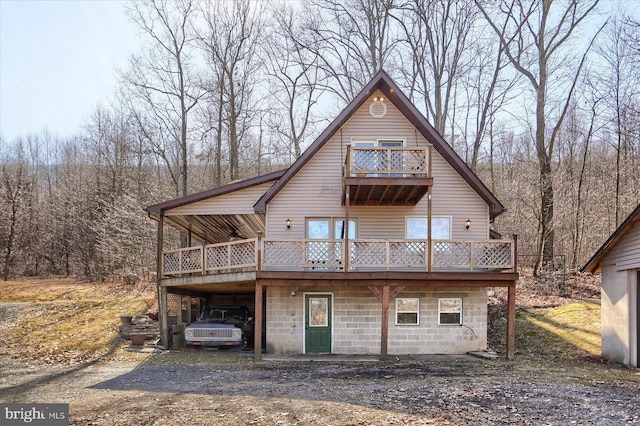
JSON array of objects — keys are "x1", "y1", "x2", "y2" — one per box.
[
  {"x1": 267, "y1": 91, "x2": 489, "y2": 240},
  {"x1": 166, "y1": 182, "x2": 275, "y2": 216},
  {"x1": 601, "y1": 221, "x2": 640, "y2": 271}
]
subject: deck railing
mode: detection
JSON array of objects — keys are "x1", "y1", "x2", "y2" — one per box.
[
  {"x1": 161, "y1": 238, "x2": 514, "y2": 276},
  {"x1": 162, "y1": 239, "x2": 258, "y2": 276},
  {"x1": 345, "y1": 146, "x2": 430, "y2": 177}
]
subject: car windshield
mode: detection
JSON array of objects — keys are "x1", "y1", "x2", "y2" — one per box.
[{"x1": 201, "y1": 307, "x2": 245, "y2": 322}]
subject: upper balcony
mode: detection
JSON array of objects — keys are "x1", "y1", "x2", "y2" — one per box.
[
  {"x1": 160, "y1": 237, "x2": 515, "y2": 278},
  {"x1": 343, "y1": 145, "x2": 433, "y2": 206}
]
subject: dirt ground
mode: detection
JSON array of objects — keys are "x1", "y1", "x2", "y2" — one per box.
[{"x1": 1, "y1": 347, "x2": 639, "y2": 426}]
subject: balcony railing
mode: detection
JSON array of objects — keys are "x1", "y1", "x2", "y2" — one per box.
[
  {"x1": 345, "y1": 146, "x2": 430, "y2": 177},
  {"x1": 161, "y1": 238, "x2": 514, "y2": 276},
  {"x1": 162, "y1": 239, "x2": 258, "y2": 276}
]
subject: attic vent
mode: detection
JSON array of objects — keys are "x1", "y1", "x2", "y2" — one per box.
[{"x1": 369, "y1": 99, "x2": 387, "y2": 118}]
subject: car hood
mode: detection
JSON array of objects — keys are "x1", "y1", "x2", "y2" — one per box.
[{"x1": 186, "y1": 321, "x2": 240, "y2": 329}]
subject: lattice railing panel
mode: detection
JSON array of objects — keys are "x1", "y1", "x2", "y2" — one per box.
[
  {"x1": 352, "y1": 149, "x2": 375, "y2": 174},
  {"x1": 433, "y1": 241, "x2": 471, "y2": 267},
  {"x1": 305, "y1": 241, "x2": 343, "y2": 268},
  {"x1": 404, "y1": 151, "x2": 427, "y2": 175},
  {"x1": 182, "y1": 247, "x2": 202, "y2": 271},
  {"x1": 205, "y1": 245, "x2": 228, "y2": 270},
  {"x1": 163, "y1": 251, "x2": 180, "y2": 275},
  {"x1": 349, "y1": 147, "x2": 429, "y2": 176},
  {"x1": 230, "y1": 241, "x2": 256, "y2": 267},
  {"x1": 204, "y1": 240, "x2": 257, "y2": 272},
  {"x1": 167, "y1": 293, "x2": 180, "y2": 316},
  {"x1": 263, "y1": 240, "x2": 304, "y2": 266},
  {"x1": 351, "y1": 241, "x2": 387, "y2": 266},
  {"x1": 374, "y1": 150, "x2": 390, "y2": 172},
  {"x1": 474, "y1": 242, "x2": 512, "y2": 268},
  {"x1": 390, "y1": 241, "x2": 426, "y2": 266}
]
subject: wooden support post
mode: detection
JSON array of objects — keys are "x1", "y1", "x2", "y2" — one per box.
[
  {"x1": 427, "y1": 189, "x2": 432, "y2": 272},
  {"x1": 156, "y1": 214, "x2": 167, "y2": 346},
  {"x1": 381, "y1": 285, "x2": 390, "y2": 360},
  {"x1": 160, "y1": 286, "x2": 168, "y2": 348},
  {"x1": 257, "y1": 231, "x2": 263, "y2": 271},
  {"x1": 254, "y1": 282, "x2": 263, "y2": 360},
  {"x1": 507, "y1": 284, "x2": 516, "y2": 360},
  {"x1": 512, "y1": 233, "x2": 519, "y2": 272},
  {"x1": 345, "y1": 191, "x2": 350, "y2": 271}
]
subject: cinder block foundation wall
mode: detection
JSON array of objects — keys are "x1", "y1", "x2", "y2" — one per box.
[
  {"x1": 388, "y1": 288, "x2": 487, "y2": 355},
  {"x1": 600, "y1": 264, "x2": 630, "y2": 365},
  {"x1": 265, "y1": 286, "x2": 487, "y2": 355}
]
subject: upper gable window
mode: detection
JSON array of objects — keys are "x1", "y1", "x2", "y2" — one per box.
[{"x1": 369, "y1": 97, "x2": 387, "y2": 118}]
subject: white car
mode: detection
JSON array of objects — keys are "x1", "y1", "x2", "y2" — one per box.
[{"x1": 185, "y1": 305, "x2": 254, "y2": 349}]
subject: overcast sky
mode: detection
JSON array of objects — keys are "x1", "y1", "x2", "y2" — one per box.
[
  {"x1": 0, "y1": 0, "x2": 635, "y2": 144},
  {"x1": 0, "y1": 0, "x2": 140, "y2": 142}
]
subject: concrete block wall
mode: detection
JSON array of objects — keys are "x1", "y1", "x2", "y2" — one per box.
[
  {"x1": 600, "y1": 265, "x2": 630, "y2": 365},
  {"x1": 333, "y1": 289, "x2": 381, "y2": 355},
  {"x1": 265, "y1": 286, "x2": 488, "y2": 355},
  {"x1": 388, "y1": 288, "x2": 487, "y2": 355},
  {"x1": 265, "y1": 287, "x2": 304, "y2": 354}
]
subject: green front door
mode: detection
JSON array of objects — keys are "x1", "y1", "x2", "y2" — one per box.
[{"x1": 305, "y1": 294, "x2": 332, "y2": 354}]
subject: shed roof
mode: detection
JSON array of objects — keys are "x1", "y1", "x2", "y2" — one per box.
[
  {"x1": 582, "y1": 203, "x2": 640, "y2": 273},
  {"x1": 145, "y1": 169, "x2": 286, "y2": 216}
]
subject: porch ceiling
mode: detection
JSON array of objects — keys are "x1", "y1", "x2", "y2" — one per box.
[
  {"x1": 343, "y1": 177, "x2": 432, "y2": 206},
  {"x1": 163, "y1": 213, "x2": 266, "y2": 244}
]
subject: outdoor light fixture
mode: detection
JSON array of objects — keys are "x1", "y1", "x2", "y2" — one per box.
[
  {"x1": 372, "y1": 96, "x2": 384, "y2": 102},
  {"x1": 465, "y1": 219, "x2": 471, "y2": 230},
  {"x1": 285, "y1": 218, "x2": 292, "y2": 230}
]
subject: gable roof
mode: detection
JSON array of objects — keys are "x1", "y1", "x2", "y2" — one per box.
[
  {"x1": 582, "y1": 203, "x2": 640, "y2": 273},
  {"x1": 254, "y1": 69, "x2": 505, "y2": 218},
  {"x1": 146, "y1": 169, "x2": 286, "y2": 216}
]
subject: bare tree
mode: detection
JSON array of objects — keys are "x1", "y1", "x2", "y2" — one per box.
[
  {"x1": 477, "y1": 0, "x2": 601, "y2": 274},
  {"x1": 593, "y1": 15, "x2": 640, "y2": 225},
  {"x1": 121, "y1": 0, "x2": 202, "y2": 197},
  {"x1": 0, "y1": 141, "x2": 30, "y2": 280},
  {"x1": 265, "y1": 2, "x2": 324, "y2": 161},
  {"x1": 302, "y1": 0, "x2": 400, "y2": 103},
  {"x1": 393, "y1": 0, "x2": 478, "y2": 139},
  {"x1": 197, "y1": 0, "x2": 265, "y2": 182}
]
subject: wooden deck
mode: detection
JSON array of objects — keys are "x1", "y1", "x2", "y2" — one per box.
[{"x1": 161, "y1": 238, "x2": 515, "y2": 277}]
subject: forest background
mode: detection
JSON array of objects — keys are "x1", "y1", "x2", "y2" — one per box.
[{"x1": 1, "y1": 0, "x2": 639, "y2": 283}]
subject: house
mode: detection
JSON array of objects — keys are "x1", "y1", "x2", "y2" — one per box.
[
  {"x1": 582, "y1": 203, "x2": 640, "y2": 367},
  {"x1": 145, "y1": 70, "x2": 518, "y2": 360}
]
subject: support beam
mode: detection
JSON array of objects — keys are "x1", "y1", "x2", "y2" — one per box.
[
  {"x1": 381, "y1": 285, "x2": 389, "y2": 360},
  {"x1": 156, "y1": 214, "x2": 166, "y2": 346},
  {"x1": 160, "y1": 286, "x2": 168, "y2": 348},
  {"x1": 507, "y1": 284, "x2": 516, "y2": 360},
  {"x1": 254, "y1": 282, "x2": 263, "y2": 360},
  {"x1": 344, "y1": 191, "x2": 350, "y2": 271}
]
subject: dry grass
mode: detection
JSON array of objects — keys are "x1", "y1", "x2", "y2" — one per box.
[
  {"x1": 0, "y1": 278, "x2": 154, "y2": 363},
  {"x1": 488, "y1": 271, "x2": 602, "y2": 361},
  {"x1": 516, "y1": 300, "x2": 601, "y2": 360}
]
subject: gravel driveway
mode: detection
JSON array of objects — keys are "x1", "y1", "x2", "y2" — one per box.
[{"x1": 1, "y1": 349, "x2": 638, "y2": 425}]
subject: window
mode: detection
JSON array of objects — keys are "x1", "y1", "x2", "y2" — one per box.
[
  {"x1": 396, "y1": 298, "x2": 420, "y2": 325},
  {"x1": 406, "y1": 217, "x2": 451, "y2": 239},
  {"x1": 306, "y1": 218, "x2": 356, "y2": 239},
  {"x1": 438, "y1": 298, "x2": 462, "y2": 325},
  {"x1": 306, "y1": 218, "x2": 357, "y2": 269}
]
